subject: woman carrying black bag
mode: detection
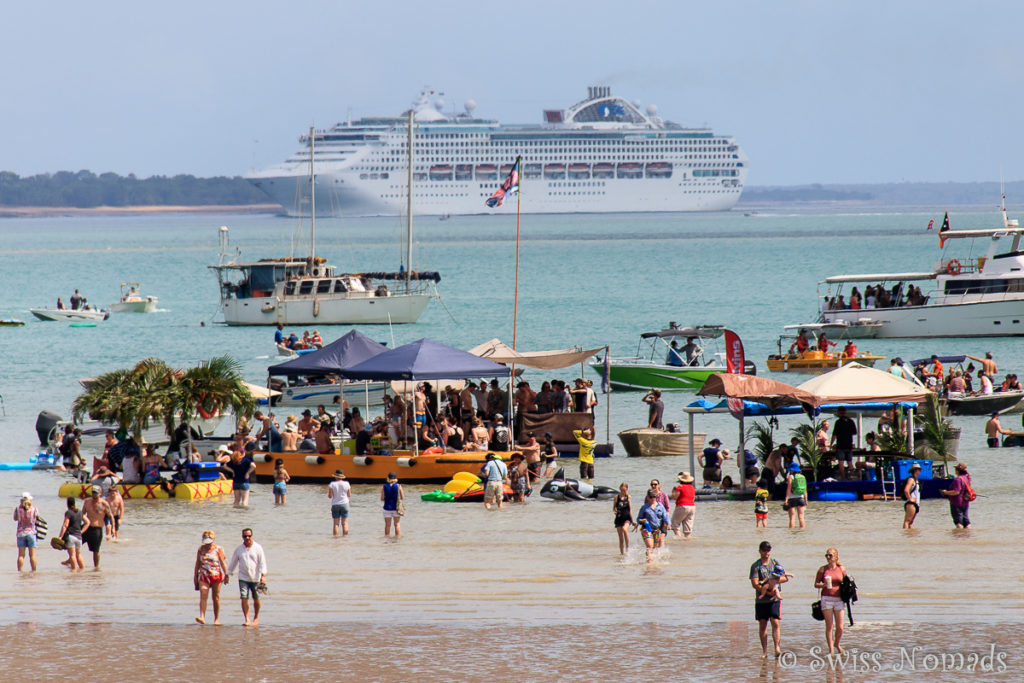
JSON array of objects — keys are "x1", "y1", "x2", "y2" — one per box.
[{"x1": 813, "y1": 547, "x2": 848, "y2": 655}]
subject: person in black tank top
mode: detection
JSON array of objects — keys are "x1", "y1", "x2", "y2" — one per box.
[{"x1": 613, "y1": 483, "x2": 634, "y2": 555}]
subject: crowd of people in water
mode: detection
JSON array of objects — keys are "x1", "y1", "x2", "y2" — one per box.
[{"x1": 821, "y1": 282, "x2": 929, "y2": 311}]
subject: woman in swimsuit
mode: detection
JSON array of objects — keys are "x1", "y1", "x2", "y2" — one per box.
[
  {"x1": 612, "y1": 483, "x2": 634, "y2": 555},
  {"x1": 469, "y1": 417, "x2": 489, "y2": 451},
  {"x1": 193, "y1": 530, "x2": 228, "y2": 625}
]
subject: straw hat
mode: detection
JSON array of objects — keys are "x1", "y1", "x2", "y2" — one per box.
[
  {"x1": 677, "y1": 472, "x2": 695, "y2": 484},
  {"x1": 333, "y1": 469, "x2": 346, "y2": 479}
]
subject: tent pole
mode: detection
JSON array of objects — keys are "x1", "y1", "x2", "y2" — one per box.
[
  {"x1": 364, "y1": 381, "x2": 370, "y2": 421},
  {"x1": 907, "y1": 408, "x2": 915, "y2": 456},
  {"x1": 605, "y1": 378, "x2": 610, "y2": 449},
  {"x1": 688, "y1": 412, "x2": 695, "y2": 478},
  {"x1": 857, "y1": 413, "x2": 863, "y2": 448},
  {"x1": 739, "y1": 414, "x2": 746, "y2": 490}
]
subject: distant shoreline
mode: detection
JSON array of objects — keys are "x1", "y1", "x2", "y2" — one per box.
[{"x1": 0, "y1": 204, "x2": 282, "y2": 218}]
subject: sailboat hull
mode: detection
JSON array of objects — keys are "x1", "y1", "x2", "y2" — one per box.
[{"x1": 220, "y1": 292, "x2": 431, "y2": 325}]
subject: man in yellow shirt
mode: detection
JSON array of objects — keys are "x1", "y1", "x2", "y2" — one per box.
[{"x1": 573, "y1": 428, "x2": 595, "y2": 481}]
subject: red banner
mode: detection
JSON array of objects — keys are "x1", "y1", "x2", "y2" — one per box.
[{"x1": 724, "y1": 328, "x2": 745, "y2": 374}]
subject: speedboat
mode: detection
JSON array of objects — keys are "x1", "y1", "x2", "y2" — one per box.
[
  {"x1": 29, "y1": 307, "x2": 109, "y2": 322},
  {"x1": 906, "y1": 354, "x2": 1024, "y2": 415},
  {"x1": 109, "y1": 282, "x2": 158, "y2": 313},
  {"x1": 766, "y1": 324, "x2": 885, "y2": 373},
  {"x1": 816, "y1": 198, "x2": 1024, "y2": 337},
  {"x1": 592, "y1": 324, "x2": 756, "y2": 391},
  {"x1": 0, "y1": 319, "x2": 25, "y2": 327}
]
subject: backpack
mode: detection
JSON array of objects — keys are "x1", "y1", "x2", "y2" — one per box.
[{"x1": 961, "y1": 476, "x2": 977, "y2": 503}]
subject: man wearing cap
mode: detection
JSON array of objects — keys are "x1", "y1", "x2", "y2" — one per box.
[
  {"x1": 227, "y1": 528, "x2": 267, "y2": 626},
  {"x1": 480, "y1": 453, "x2": 508, "y2": 511},
  {"x1": 82, "y1": 485, "x2": 112, "y2": 567},
  {"x1": 902, "y1": 463, "x2": 922, "y2": 528},
  {"x1": 984, "y1": 411, "x2": 1011, "y2": 448},
  {"x1": 750, "y1": 540, "x2": 787, "y2": 658},
  {"x1": 297, "y1": 409, "x2": 317, "y2": 438},
  {"x1": 830, "y1": 407, "x2": 857, "y2": 480},
  {"x1": 328, "y1": 470, "x2": 351, "y2": 536},
  {"x1": 670, "y1": 471, "x2": 696, "y2": 538}
]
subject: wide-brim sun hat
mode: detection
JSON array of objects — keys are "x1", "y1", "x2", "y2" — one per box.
[
  {"x1": 787, "y1": 461, "x2": 801, "y2": 472},
  {"x1": 910, "y1": 464, "x2": 922, "y2": 472},
  {"x1": 677, "y1": 472, "x2": 694, "y2": 484},
  {"x1": 333, "y1": 469, "x2": 346, "y2": 479}
]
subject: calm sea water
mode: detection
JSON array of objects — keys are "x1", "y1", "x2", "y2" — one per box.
[{"x1": 0, "y1": 208, "x2": 1021, "y2": 680}]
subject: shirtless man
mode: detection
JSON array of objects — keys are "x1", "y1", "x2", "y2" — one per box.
[
  {"x1": 82, "y1": 488, "x2": 112, "y2": 567},
  {"x1": 985, "y1": 412, "x2": 1011, "y2": 448},
  {"x1": 519, "y1": 432, "x2": 542, "y2": 484},
  {"x1": 105, "y1": 486, "x2": 125, "y2": 540},
  {"x1": 966, "y1": 352, "x2": 997, "y2": 378},
  {"x1": 460, "y1": 382, "x2": 476, "y2": 431}
]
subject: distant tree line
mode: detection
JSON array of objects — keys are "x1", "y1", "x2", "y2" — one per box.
[{"x1": 0, "y1": 170, "x2": 269, "y2": 207}]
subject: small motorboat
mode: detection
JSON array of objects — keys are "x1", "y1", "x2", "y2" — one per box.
[
  {"x1": 617, "y1": 428, "x2": 706, "y2": 457},
  {"x1": 0, "y1": 319, "x2": 25, "y2": 327},
  {"x1": 767, "y1": 324, "x2": 883, "y2": 373},
  {"x1": 109, "y1": 282, "x2": 158, "y2": 313},
  {"x1": 29, "y1": 307, "x2": 109, "y2": 322},
  {"x1": 945, "y1": 391, "x2": 1024, "y2": 416}
]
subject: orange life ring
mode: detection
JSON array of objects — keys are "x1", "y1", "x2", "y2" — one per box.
[
  {"x1": 947, "y1": 259, "x2": 962, "y2": 275},
  {"x1": 197, "y1": 392, "x2": 220, "y2": 419}
]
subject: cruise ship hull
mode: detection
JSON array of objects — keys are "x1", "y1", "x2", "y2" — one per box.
[
  {"x1": 823, "y1": 299, "x2": 1024, "y2": 338},
  {"x1": 252, "y1": 173, "x2": 742, "y2": 217},
  {"x1": 221, "y1": 293, "x2": 432, "y2": 326}
]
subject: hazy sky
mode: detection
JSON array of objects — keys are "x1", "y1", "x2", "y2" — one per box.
[{"x1": 4, "y1": 1, "x2": 1022, "y2": 185}]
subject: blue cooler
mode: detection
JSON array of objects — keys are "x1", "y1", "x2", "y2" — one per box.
[
  {"x1": 185, "y1": 462, "x2": 221, "y2": 481},
  {"x1": 894, "y1": 459, "x2": 933, "y2": 481}
]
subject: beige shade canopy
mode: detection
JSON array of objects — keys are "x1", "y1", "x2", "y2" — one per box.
[
  {"x1": 468, "y1": 338, "x2": 604, "y2": 371},
  {"x1": 242, "y1": 381, "x2": 281, "y2": 400},
  {"x1": 796, "y1": 362, "x2": 933, "y2": 404},
  {"x1": 698, "y1": 373, "x2": 821, "y2": 410}
]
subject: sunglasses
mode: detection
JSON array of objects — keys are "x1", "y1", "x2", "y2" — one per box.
[{"x1": 242, "y1": 534, "x2": 253, "y2": 539}]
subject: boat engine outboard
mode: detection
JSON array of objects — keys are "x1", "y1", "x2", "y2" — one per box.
[{"x1": 35, "y1": 411, "x2": 63, "y2": 446}]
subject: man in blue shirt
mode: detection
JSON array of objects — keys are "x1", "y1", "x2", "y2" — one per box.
[{"x1": 480, "y1": 453, "x2": 508, "y2": 511}]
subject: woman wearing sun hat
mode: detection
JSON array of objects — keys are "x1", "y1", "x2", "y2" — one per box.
[
  {"x1": 193, "y1": 530, "x2": 228, "y2": 625},
  {"x1": 13, "y1": 492, "x2": 39, "y2": 572},
  {"x1": 670, "y1": 471, "x2": 697, "y2": 538},
  {"x1": 784, "y1": 461, "x2": 807, "y2": 529}
]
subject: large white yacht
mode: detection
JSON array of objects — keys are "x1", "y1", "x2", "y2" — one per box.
[
  {"x1": 819, "y1": 202, "x2": 1024, "y2": 337},
  {"x1": 247, "y1": 86, "x2": 748, "y2": 217}
]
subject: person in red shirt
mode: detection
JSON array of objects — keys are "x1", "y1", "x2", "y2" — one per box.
[
  {"x1": 670, "y1": 471, "x2": 697, "y2": 538},
  {"x1": 842, "y1": 340, "x2": 858, "y2": 358},
  {"x1": 814, "y1": 547, "x2": 850, "y2": 655},
  {"x1": 789, "y1": 329, "x2": 810, "y2": 356},
  {"x1": 817, "y1": 333, "x2": 837, "y2": 353}
]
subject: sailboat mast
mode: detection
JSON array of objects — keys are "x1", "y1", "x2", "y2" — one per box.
[
  {"x1": 406, "y1": 110, "x2": 414, "y2": 293},
  {"x1": 308, "y1": 126, "x2": 316, "y2": 267}
]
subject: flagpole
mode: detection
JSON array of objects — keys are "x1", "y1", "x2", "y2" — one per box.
[{"x1": 512, "y1": 156, "x2": 522, "y2": 350}]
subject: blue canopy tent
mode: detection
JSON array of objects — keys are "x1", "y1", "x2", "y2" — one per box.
[
  {"x1": 342, "y1": 338, "x2": 512, "y2": 456},
  {"x1": 268, "y1": 330, "x2": 388, "y2": 378},
  {"x1": 266, "y1": 330, "x2": 389, "y2": 413},
  {"x1": 342, "y1": 338, "x2": 511, "y2": 381}
]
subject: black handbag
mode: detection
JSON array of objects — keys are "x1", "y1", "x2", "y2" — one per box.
[{"x1": 811, "y1": 599, "x2": 825, "y2": 621}]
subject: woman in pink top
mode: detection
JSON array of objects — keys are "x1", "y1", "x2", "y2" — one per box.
[
  {"x1": 13, "y1": 492, "x2": 39, "y2": 572},
  {"x1": 814, "y1": 547, "x2": 849, "y2": 654}
]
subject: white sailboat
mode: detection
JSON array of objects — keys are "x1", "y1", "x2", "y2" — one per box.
[{"x1": 209, "y1": 120, "x2": 439, "y2": 326}]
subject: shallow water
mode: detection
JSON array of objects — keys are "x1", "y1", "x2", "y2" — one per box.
[{"x1": 0, "y1": 209, "x2": 1022, "y2": 679}]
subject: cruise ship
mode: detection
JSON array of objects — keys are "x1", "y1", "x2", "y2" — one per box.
[{"x1": 247, "y1": 86, "x2": 748, "y2": 217}]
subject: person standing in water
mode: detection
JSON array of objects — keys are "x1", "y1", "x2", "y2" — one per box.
[
  {"x1": 273, "y1": 458, "x2": 290, "y2": 505},
  {"x1": 612, "y1": 483, "x2": 634, "y2": 555},
  {"x1": 13, "y1": 492, "x2": 39, "y2": 572},
  {"x1": 226, "y1": 528, "x2": 267, "y2": 627},
  {"x1": 193, "y1": 530, "x2": 228, "y2": 625},
  {"x1": 381, "y1": 472, "x2": 404, "y2": 537}
]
